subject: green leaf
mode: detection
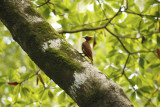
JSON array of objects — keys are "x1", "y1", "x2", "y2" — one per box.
[
  {"x1": 41, "y1": 102, "x2": 52, "y2": 107},
  {"x1": 8, "y1": 69, "x2": 18, "y2": 81},
  {"x1": 128, "y1": 0, "x2": 134, "y2": 7},
  {"x1": 136, "y1": 90, "x2": 143, "y2": 98},
  {"x1": 41, "y1": 90, "x2": 48, "y2": 101},
  {"x1": 111, "y1": 2, "x2": 120, "y2": 9},
  {"x1": 43, "y1": 8, "x2": 51, "y2": 18},
  {"x1": 157, "y1": 35, "x2": 160, "y2": 46},
  {"x1": 106, "y1": 50, "x2": 117, "y2": 58},
  {"x1": 53, "y1": 87, "x2": 62, "y2": 95},
  {"x1": 130, "y1": 92, "x2": 136, "y2": 102},
  {"x1": 20, "y1": 71, "x2": 33, "y2": 80},
  {"x1": 139, "y1": 86, "x2": 153, "y2": 93},
  {"x1": 58, "y1": 91, "x2": 65, "y2": 104},
  {"x1": 70, "y1": 3, "x2": 77, "y2": 12},
  {"x1": 16, "y1": 100, "x2": 26, "y2": 104},
  {"x1": 83, "y1": 14, "x2": 88, "y2": 24},
  {"x1": 0, "y1": 82, "x2": 5, "y2": 86},
  {"x1": 139, "y1": 57, "x2": 144, "y2": 68},
  {"x1": 26, "y1": 57, "x2": 36, "y2": 70},
  {"x1": 4, "y1": 99, "x2": 11, "y2": 104},
  {"x1": 13, "y1": 84, "x2": 20, "y2": 95},
  {"x1": 137, "y1": 77, "x2": 142, "y2": 87},
  {"x1": 158, "y1": 93, "x2": 160, "y2": 101},
  {"x1": 150, "y1": 5, "x2": 159, "y2": 15},
  {"x1": 134, "y1": 4, "x2": 141, "y2": 13},
  {"x1": 125, "y1": 89, "x2": 132, "y2": 93},
  {"x1": 103, "y1": 3, "x2": 115, "y2": 16},
  {"x1": 36, "y1": 0, "x2": 45, "y2": 5},
  {"x1": 129, "y1": 78, "x2": 136, "y2": 86},
  {"x1": 49, "y1": 82, "x2": 56, "y2": 87},
  {"x1": 48, "y1": 90, "x2": 54, "y2": 99},
  {"x1": 0, "y1": 48, "x2": 2, "y2": 55},
  {"x1": 20, "y1": 86, "x2": 30, "y2": 97},
  {"x1": 94, "y1": 2, "x2": 99, "y2": 12}
]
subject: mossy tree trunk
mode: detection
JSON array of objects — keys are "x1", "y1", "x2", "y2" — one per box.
[{"x1": 0, "y1": 0, "x2": 133, "y2": 107}]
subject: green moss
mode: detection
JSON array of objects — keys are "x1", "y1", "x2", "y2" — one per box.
[
  {"x1": 33, "y1": 22, "x2": 61, "y2": 39},
  {"x1": 34, "y1": 22, "x2": 51, "y2": 34},
  {"x1": 46, "y1": 48, "x2": 81, "y2": 70},
  {"x1": 61, "y1": 41, "x2": 73, "y2": 52},
  {"x1": 24, "y1": 6, "x2": 41, "y2": 17},
  {"x1": 30, "y1": 22, "x2": 59, "y2": 48}
]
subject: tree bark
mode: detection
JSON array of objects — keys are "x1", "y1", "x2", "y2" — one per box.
[{"x1": 0, "y1": 0, "x2": 133, "y2": 107}]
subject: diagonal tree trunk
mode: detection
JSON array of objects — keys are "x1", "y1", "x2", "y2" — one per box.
[{"x1": 0, "y1": 0, "x2": 133, "y2": 107}]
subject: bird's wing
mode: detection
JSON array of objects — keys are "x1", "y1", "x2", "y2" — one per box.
[{"x1": 82, "y1": 42, "x2": 93, "y2": 61}]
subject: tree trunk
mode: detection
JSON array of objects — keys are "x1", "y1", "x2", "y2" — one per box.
[{"x1": 0, "y1": 0, "x2": 133, "y2": 107}]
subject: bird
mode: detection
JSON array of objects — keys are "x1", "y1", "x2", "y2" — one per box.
[{"x1": 82, "y1": 36, "x2": 93, "y2": 64}]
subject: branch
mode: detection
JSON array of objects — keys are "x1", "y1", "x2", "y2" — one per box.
[
  {"x1": 58, "y1": 25, "x2": 106, "y2": 34},
  {"x1": 105, "y1": 28, "x2": 130, "y2": 53},
  {"x1": 122, "y1": 54, "x2": 130, "y2": 75},
  {"x1": 58, "y1": 7, "x2": 122, "y2": 34},
  {"x1": 37, "y1": 0, "x2": 50, "y2": 7},
  {"x1": 117, "y1": 36, "x2": 140, "y2": 39},
  {"x1": 124, "y1": 10, "x2": 157, "y2": 18},
  {"x1": 123, "y1": 73, "x2": 136, "y2": 91},
  {"x1": 19, "y1": 70, "x2": 39, "y2": 84},
  {"x1": 131, "y1": 50, "x2": 155, "y2": 54}
]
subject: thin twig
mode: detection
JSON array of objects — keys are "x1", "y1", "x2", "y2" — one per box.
[
  {"x1": 58, "y1": 25, "x2": 106, "y2": 34},
  {"x1": 122, "y1": 54, "x2": 130, "y2": 75},
  {"x1": 105, "y1": 27, "x2": 130, "y2": 53},
  {"x1": 58, "y1": 7, "x2": 122, "y2": 34},
  {"x1": 37, "y1": 0, "x2": 50, "y2": 7},
  {"x1": 131, "y1": 50, "x2": 155, "y2": 54},
  {"x1": 124, "y1": 10, "x2": 157, "y2": 18},
  {"x1": 123, "y1": 73, "x2": 136, "y2": 91},
  {"x1": 105, "y1": 7, "x2": 122, "y2": 26},
  {"x1": 117, "y1": 36, "x2": 140, "y2": 39},
  {"x1": 20, "y1": 70, "x2": 40, "y2": 84},
  {"x1": 138, "y1": 18, "x2": 143, "y2": 33}
]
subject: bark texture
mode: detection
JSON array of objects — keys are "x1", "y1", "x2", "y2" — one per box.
[{"x1": 0, "y1": 0, "x2": 133, "y2": 107}]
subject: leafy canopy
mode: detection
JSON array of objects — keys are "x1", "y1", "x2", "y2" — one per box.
[{"x1": 0, "y1": 0, "x2": 160, "y2": 107}]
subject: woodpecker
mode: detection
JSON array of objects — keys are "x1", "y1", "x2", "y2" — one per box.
[{"x1": 82, "y1": 36, "x2": 93, "y2": 64}]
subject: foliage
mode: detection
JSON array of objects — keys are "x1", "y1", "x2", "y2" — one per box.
[{"x1": 0, "y1": 0, "x2": 160, "y2": 106}]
